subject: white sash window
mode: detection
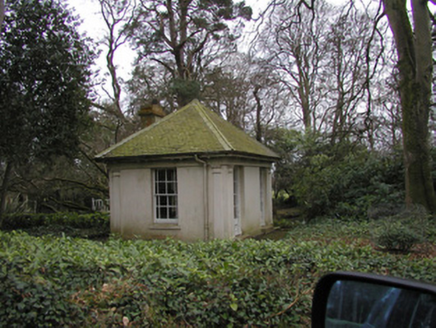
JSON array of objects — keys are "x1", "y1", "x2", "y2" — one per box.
[{"x1": 154, "y1": 168, "x2": 178, "y2": 222}]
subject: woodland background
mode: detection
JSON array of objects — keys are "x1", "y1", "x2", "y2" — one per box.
[
  {"x1": 1, "y1": 0, "x2": 436, "y2": 221},
  {"x1": 1, "y1": 1, "x2": 436, "y2": 326}
]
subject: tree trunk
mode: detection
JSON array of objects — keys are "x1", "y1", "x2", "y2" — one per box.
[
  {"x1": 253, "y1": 85, "x2": 262, "y2": 142},
  {"x1": 0, "y1": 161, "x2": 13, "y2": 228},
  {"x1": 383, "y1": 0, "x2": 436, "y2": 212},
  {"x1": 0, "y1": 0, "x2": 4, "y2": 28}
]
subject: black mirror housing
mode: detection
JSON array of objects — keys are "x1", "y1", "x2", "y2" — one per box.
[{"x1": 312, "y1": 271, "x2": 436, "y2": 328}]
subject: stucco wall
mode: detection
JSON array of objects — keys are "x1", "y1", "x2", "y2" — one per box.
[
  {"x1": 176, "y1": 166, "x2": 205, "y2": 240},
  {"x1": 112, "y1": 168, "x2": 151, "y2": 237},
  {"x1": 241, "y1": 166, "x2": 263, "y2": 235},
  {"x1": 109, "y1": 163, "x2": 206, "y2": 241},
  {"x1": 209, "y1": 164, "x2": 234, "y2": 240},
  {"x1": 208, "y1": 162, "x2": 274, "y2": 239},
  {"x1": 108, "y1": 158, "x2": 274, "y2": 241}
]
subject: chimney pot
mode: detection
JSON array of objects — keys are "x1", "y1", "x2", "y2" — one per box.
[{"x1": 138, "y1": 100, "x2": 166, "y2": 128}]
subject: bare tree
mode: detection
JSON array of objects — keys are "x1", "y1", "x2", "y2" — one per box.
[
  {"x1": 255, "y1": 0, "x2": 327, "y2": 132},
  {"x1": 323, "y1": 4, "x2": 383, "y2": 144},
  {"x1": 99, "y1": 0, "x2": 135, "y2": 118},
  {"x1": 127, "y1": 61, "x2": 177, "y2": 113},
  {"x1": 96, "y1": 0, "x2": 138, "y2": 143},
  {"x1": 254, "y1": 0, "x2": 387, "y2": 149},
  {"x1": 201, "y1": 52, "x2": 288, "y2": 139}
]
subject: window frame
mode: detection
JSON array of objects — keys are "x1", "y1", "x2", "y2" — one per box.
[{"x1": 153, "y1": 168, "x2": 178, "y2": 223}]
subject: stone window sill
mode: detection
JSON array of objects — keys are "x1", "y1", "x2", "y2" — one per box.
[{"x1": 150, "y1": 224, "x2": 181, "y2": 230}]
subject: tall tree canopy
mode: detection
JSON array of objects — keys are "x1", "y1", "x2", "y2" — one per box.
[
  {"x1": 255, "y1": 0, "x2": 387, "y2": 145},
  {"x1": 128, "y1": 0, "x2": 252, "y2": 107},
  {"x1": 0, "y1": 0, "x2": 94, "y2": 222}
]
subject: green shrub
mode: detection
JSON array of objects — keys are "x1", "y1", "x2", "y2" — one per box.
[
  {"x1": 2, "y1": 212, "x2": 110, "y2": 239},
  {"x1": 2, "y1": 212, "x2": 109, "y2": 230},
  {"x1": 0, "y1": 219, "x2": 434, "y2": 327},
  {"x1": 426, "y1": 219, "x2": 436, "y2": 243},
  {"x1": 277, "y1": 133, "x2": 405, "y2": 220},
  {"x1": 2, "y1": 213, "x2": 46, "y2": 229},
  {"x1": 0, "y1": 266, "x2": 84, "y2": 327},
  {"x1": 371, "y1": 206, "x2": 428, "y2": 252},
  {"x1": 373, "y1": 221, "x2": 423, "y2": 251}
]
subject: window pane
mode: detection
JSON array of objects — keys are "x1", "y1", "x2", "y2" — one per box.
[
  {"x1": 167, "y1": 169, "x2": 175, "y2": 181},
  {"x1": 167, "y1": 182, "x2": 176, "y2": 194},
  {"x1": 169, "y1": 207, "x2": 177, "y2": 219},
  {"x1": 169, "y1": 196, "x2": 177, "y2": 206},
  {"x1": 157, "y1": 169, "x2": 166, "y2": 181},
  {"x1": 158, "y1": 182, "x2": 166, "y2": 194}
]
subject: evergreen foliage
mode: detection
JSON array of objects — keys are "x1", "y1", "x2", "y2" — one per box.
[
  {"x1": 371, "y1": 206, "x2": 429, "y2": 252},
  {"x1": 0, "y1": 0, "x2": 95, "y2": 222},
  {"x1": 0, "y1": 0, "x2": 94, "y2": 164},
  {"x1": 268, "y1": 129, "x2": 405, "y2": 219},
  {"x1": 0, "y1": 219, "x2": 434, "y2": 327}
]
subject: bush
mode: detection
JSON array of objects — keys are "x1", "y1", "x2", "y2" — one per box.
[
  {"x1": 2, "y1": 212, "x2": 110, "y2": 239},
  {"x1": 2, "y1": 212, "x2": 109, "y2": 229},
  {"x1": 293, "y1": 150, "x2": 405, "y2": 220},
  {"x1": 270, "y1": 130, "x2": 405, "y2": 220},
  {"x1": 0, "y1": 265, "x2": 84, "y2": 327},
  {"x1": 367, "y1": 203, "x2": 405, "y2": 220},
  {"x1": 373, "y1": 221, "x2": 423, "y2": 251},
  {"x1": 0, "y1": 220, "x2": 434, "y2": 327},
  {"x1": 371, "y1": 206, "x2": 428, "y2": 252}
]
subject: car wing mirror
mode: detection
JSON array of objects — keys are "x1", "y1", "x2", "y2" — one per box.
[{"x1": 312, "y1": 271, "x2": 436, "y2": 328}]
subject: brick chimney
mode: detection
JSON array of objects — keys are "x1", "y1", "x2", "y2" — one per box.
[{"x1": 138, "y1": 99, "x2": 166, "y2": 128}]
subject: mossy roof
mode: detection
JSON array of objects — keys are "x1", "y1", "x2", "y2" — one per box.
[{"x1": 96, "y1": 99, "x2": 279, "y2": 162}]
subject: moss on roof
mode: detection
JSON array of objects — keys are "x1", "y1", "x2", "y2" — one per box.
[{"x1": 96, "y1": 99, "x2": 279, "y2": 161}]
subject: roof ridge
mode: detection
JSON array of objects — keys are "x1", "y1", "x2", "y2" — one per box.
[{"x1": 194, "y1": 101, "x2": 234, "y2": 151}]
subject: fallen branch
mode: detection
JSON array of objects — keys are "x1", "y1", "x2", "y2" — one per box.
[{"x1": 271, "y1": 283, "x2": 314, "y2": 318}]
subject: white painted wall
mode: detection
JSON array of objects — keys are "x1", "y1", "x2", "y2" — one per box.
[
  {"x1": 118, "y1": 168, "x2": 151, "y2": 237},
  {"x1": 241, "y1": 166, "x2": 263, "y2": 235},
  {"x1": 177, "y1": 166, "x2": 205, "y2": 240},
  {"x1": 210, "y1": 164, "x2": 234, "y2": 239},
  {"x1": 108, "y1": 158, "x2": 274, "y2": 241},
  {"x1": 109, "y1": 164, "x2": 206, "y2": 240}
]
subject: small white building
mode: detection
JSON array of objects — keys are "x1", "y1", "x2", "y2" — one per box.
[{"x1": 96, "y1": 100, "x2": 279, "y2": 241}]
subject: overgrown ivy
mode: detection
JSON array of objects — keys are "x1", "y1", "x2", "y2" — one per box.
[{"x1": 0, "y1": 219, "x2": 435, "y2": 327}]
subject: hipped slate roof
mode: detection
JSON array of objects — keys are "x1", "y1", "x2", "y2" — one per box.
[{"x1": 96, "y1": 99, "x2": 279, "y2": 162}]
